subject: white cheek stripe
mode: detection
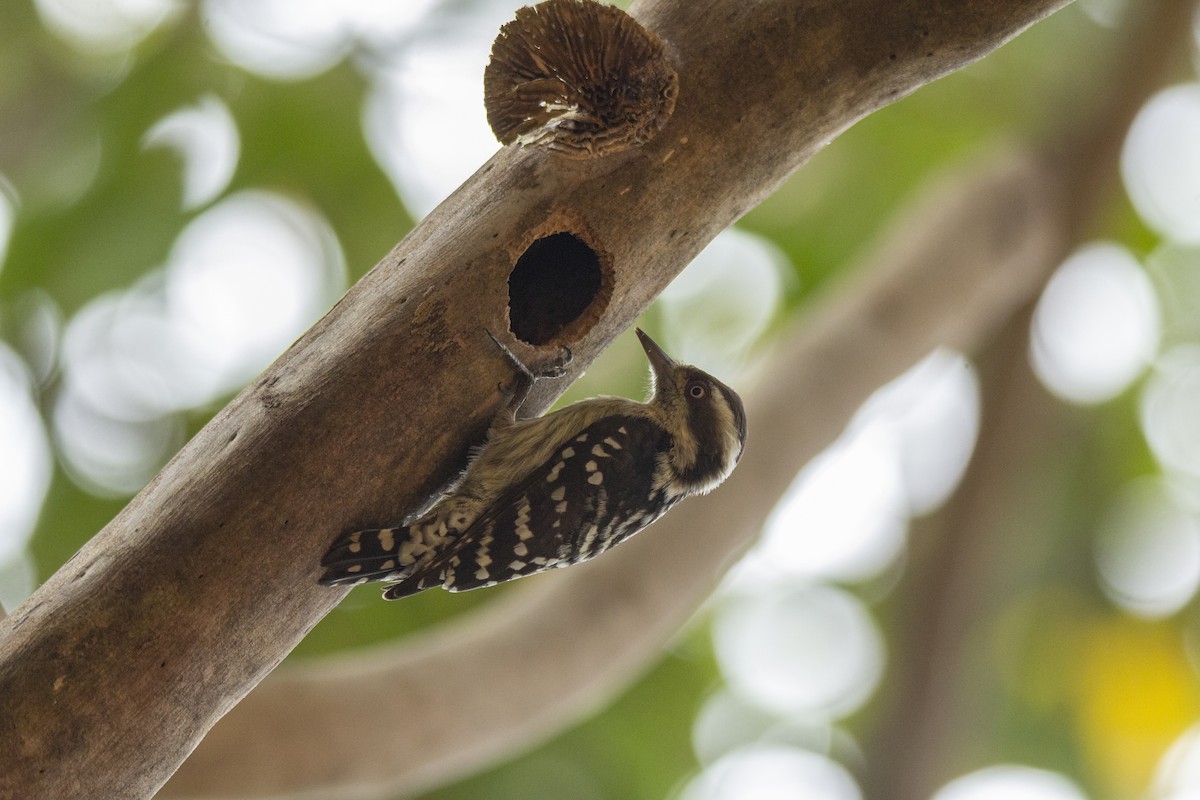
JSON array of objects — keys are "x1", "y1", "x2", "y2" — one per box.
[
  {"x1": 678, "y1": 390, "x2": 740, "y2": 496},
  {"x1": 710, "y1": 390, "x2": 741, "y2": 480}
]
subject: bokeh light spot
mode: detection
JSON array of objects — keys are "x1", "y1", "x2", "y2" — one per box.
[
  {"x1": 750, "y1": 421, "x2": 908, "y2": 584},
  {"x1": 203, "y1": 0, "x2": 438, "y2": 81},
  {"x1": 0, "y1": 175, "x2": 15, "y2": 275},
  {"x1": 11, "y1": 290, "x2": 62, "y2": 387},
  {"x1": 61, "y1": 282, "x2": 186, "y2": 421},
  {"x1": 142, "y1": 94, "x2": 240, "y2": 210},
  {"x1": 712, "y1": 586, "x2": 884, "y2": 720},
  {"x1": 691, "y1": 689, "x2": 785, "y2": 766},
  {"x1": 165, "y1": 190, "x2": 345, "y2": 394},
  {"x1": 1155, "y1": 724, "x2": 1200, "y2": 799},
  {"x1": 678, "y1": 745, "x2": 861, "y2": 800},
  {"x1": 1141, "y1": 345, "x2": 1200, "y2": 486},
  {"x1": 932, "y1": 766, "x2": 1088, "y2": 800},
  {"x1": 738, "y1": 350, "x2": 977, "y2": 586},
  {"x1": 55, "y1": 191, "x2": 345, "y2": 495},
  {"x1": 0, "y1": 345, "x2": 53, "y2": 565},
  {"x1": 362, "y1": 1, "x2": 515, "y2": 218},
  {"x1": 34, "y1": 0, "x2": 182, "y2": 54},
  {"x1": 1094, "y1": 479, "x2": 1200, "y2": 618},
  {"x1": 1122, "y1": 84, "x2": 1200, "y2": 243},
  {"x1": 860, "y1": 349, "x2": 980, "y2": 516},
  {"x1": 1031, "y1": 242, "x2": 1160, "y2": 404},
  {"x1": 0, "y1": 554, "x2": 37, "y2": 616},
  {"x1": 53, "y1": 389, "x2": 184, "y2": 497},
  {"x1": 1145, "y1": 244, "x2": 1200, "y2": 349},
  {"x1": 658, "y1": 227, "x2": 786, "y2": 379},
  {"x1": 202, "y1": 0, "x2": 342, "y2": 80},
  {"x1": 1077, "y1": 0, "x2": 1129, "y2": 29}
]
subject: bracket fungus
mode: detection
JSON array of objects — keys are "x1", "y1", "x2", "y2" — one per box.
[{"x1": 484, "y1": 0, "x2": 679, "y2": 159}]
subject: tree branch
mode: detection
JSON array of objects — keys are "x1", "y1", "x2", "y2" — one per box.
[{"x1": 0, "y1": 0, "x2": 1071, "y2": 798}]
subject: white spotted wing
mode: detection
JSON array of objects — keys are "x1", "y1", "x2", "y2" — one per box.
[{"x1": 383, "y1": 414, "x2": 673, "y2": 599}]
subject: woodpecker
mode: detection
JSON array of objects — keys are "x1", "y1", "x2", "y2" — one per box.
[{"x1": 319, "y1": 328, "x2": 747, "y2": 600}]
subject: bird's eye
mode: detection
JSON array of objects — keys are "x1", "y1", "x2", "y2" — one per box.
[{"x1": 688, "y1": 381, "x2": 706, "y2": 399}]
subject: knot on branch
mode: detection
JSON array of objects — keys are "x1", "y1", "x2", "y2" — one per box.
[{"x1": 484, "y1": 0, "x2": 679, "y2": 159}]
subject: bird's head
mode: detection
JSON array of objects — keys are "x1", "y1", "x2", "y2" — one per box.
[{"x1": 637, "y1": 328, "x2": 747, "y2": 495}]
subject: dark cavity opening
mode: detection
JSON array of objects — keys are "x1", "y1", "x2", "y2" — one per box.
[{"x1": 508, "y1": 232, "x2": 602, "y2": 345}]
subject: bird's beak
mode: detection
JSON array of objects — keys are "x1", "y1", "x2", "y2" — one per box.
[{"x1": 636, "y1": 328, "x2": 676, "y2": 385}]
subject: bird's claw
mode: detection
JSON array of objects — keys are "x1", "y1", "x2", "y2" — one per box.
[
  {"x1": 533, "y1": 345, "x2": 572, "y2": 380},
  {"x1": 487, "y1": 331, "x2": 572, "y2": 420},
  {"x1": 486, "y1": 331, "x2": 572, "y2": 380}
]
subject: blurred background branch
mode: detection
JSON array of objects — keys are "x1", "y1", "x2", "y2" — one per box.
[{"x1": 860, "y1": 3, "x2": 1200, "y2": 799}]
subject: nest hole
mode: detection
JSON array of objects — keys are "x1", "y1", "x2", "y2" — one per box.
[{"x1": 508, "y1": 232, "x2": 604, "y2": 346}]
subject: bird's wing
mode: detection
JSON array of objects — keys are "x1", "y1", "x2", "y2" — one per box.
[{"x1": 383, "y1": 413, "x2": 667, "y2": 600}]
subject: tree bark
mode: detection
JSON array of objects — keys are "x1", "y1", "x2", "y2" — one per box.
[{"x1": 0, "y1": 1, "x2": 1071, "y2": 798}]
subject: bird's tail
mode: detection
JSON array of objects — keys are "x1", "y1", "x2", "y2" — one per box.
[{"x1": 319, "y1": 527, "x2": 411, "y2": 585}]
